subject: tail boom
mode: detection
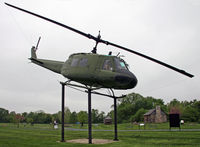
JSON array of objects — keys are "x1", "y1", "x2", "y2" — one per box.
[{"x1": 29, "y1": 46, "x2": 64, "y2": 74}]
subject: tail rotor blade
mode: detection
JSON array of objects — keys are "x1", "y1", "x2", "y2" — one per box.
[{"x1": 35, "y1": 36, "x2": 41, "y2": 50}]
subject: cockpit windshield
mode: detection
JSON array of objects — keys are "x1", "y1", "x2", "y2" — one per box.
[{"x1": 114, "y1": 58, "x2": 128, "y2": 70}]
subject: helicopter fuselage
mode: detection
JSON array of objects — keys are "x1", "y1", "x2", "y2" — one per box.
[
  {"x1": 61, "y1": 53, "x2": 137, "y2": 89},
  {"x1": 30, "y1": 46, "x2": 137, "y2": 90}
]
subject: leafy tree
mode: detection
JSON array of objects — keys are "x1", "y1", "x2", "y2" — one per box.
[
  {"x1": 57, "y1": 111, "x2": 62, "y2": 123},
  {"x1": 15, "y1": 114, "x2": 24, "y2": 128},
  {"x1": 9, "y1": 111, "x2": 16, "y2": 123},
  {"x1": 52, "y1": 113, "x2": 60, "y2": 123},
  {"x1": 64, "y1": 107, "x2": 71, "y2": 124},
  {"x1": 167, "y1": 99, "x2": 184, "y2": 114},
  {"x1": 130, "y1": 108, "x2": 147, "y2": 122},
  {"x1": 45, "y1": 114, "x2": 53, "y2": 123},
  {"x1": 26, "y1": 117, "x2": 33, "y2": 124},
  {"x1": 182, "y1": 106, "x2": 199, "y2": 122},
  {"x1": 57, "y1": 107, "x2": 71, "y2": 124},
  {"x1": 22, "y1": 112, "x2": 28, "y2": 117},
  {"x1": 77, "y1": 111, "x2": 88, "y2": 126},
  {"x1": 0, "y1": 108, "x2": 9, "y2": 122},
  {"x1": 107, "y1": 110, "x2": 114, "y2": 122},
  {"x1": 22, "y1": 112, "x2": 28, "y2": 123},
  {"x1": 98, "y1": 111, "x2": 105, "y2": 123},
  {"x1": 69, "y1": 111, "x2": 78, "y2": 124},
  {"x1": 117, "y1": 93, "x2": 153, "y2": 123},
  {"x1": 92, "y1": 109, "x2": 99, "y2": 123},
  {"x1": 34, "y1": 111, "x2": 47, "y2": 123},
  {"x1": 110, "y1": 93, "x2": 167, "y2": 123},
  {"x1": 26, "y1": 112, "x2": 36, "y2": 123}
]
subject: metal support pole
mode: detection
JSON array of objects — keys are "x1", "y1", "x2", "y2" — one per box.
[
  {"x1": 61, "y1": 82, "x2": 65, "y2": 142},
  {"x1": 114, "y1": 97, "x2": 119, "y2": 141},
  {"x1": 88, "y1": 89, "x2": 92, "y2": 144}
]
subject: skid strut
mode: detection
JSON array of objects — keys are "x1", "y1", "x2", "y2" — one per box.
[
  {"x1": 61, "y1": 82, "x2": 65, "y2": 142},
  {"x1": 60, "y1": 82, "x2": 125, "y2": 144}
]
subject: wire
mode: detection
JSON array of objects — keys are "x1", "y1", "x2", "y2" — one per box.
[
  {"x1": 140, "y1": 60, "x2": 199, "y2": 95},
  {"x1": 5, "y1": 6, "x2": 32, "y2": 46},
  {"x1": 141, "y1": 76, "x2": 197, "y2": 94},
  {"x1": 66, "y1": 85, "x2": 86, "y2": 93}
]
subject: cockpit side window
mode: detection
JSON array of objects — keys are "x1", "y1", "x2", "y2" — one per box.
[
  {"x1": 114, "y1": 58, "x2": 128, "y2": 70},
  {"x1": 71, "y1": 58, "x2": 79, "y2": 67},
  {"x1": 79, "y1": 58, "x2": 88, "y2": 67},
  {"x1": 102, "y1": 59, "x2": 113, "y2": 71}
]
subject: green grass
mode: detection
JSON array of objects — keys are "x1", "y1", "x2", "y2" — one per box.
[
  {"x1": 68, "y1": 122, "x2": 200, "y2": 130},
  {"x1": 0, "y1": 123, "x2": 200, "y2": 147}
]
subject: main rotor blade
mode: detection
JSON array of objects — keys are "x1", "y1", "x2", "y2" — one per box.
[
  {"x1": 5, "y1": 3, "x2": 194, "y2": 78},
  {"x1": 5, "y1": 3, "x2": 98, "y2": 41},
  {"x1": 99, "y1": 39, "x2": 194, "y2": 78}
]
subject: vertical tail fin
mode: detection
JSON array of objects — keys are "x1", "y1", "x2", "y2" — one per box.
[
  {"x1": 31, "y1": 36, "x2": 41, "y2": 59},
  {"x1": 29, "y1": 36, "x2": 64, "y2": 74},
  {"x1": 31, "y1": 46, "x2": 37, "y2": 59}
]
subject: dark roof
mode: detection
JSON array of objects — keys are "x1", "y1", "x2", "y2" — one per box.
[
  {"x1": 144, "y1": 109, "x2": 155, "y2": 116},
  {"x1": 104, "y1": 116, "x2": 112, "y2": 120},
  {"x1": 144, "y1": 107, "x2": 166, "y2": 116}
]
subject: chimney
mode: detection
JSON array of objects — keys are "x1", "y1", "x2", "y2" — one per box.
[
  {"x1": 155, "y1": 106, "x2": 162, "y2": 123},
  {"x1": 156, "y1": 106, "x2": 161, "y2": 115}
]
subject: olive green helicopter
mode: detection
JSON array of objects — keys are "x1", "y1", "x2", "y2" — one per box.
[{"x1": 5, "y1": 3, "x2": 194, "y2": 90}]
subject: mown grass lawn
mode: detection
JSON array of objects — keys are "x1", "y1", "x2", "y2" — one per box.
[{"x1": 0, "y1": 123, "x2": 200, "y2": 147}]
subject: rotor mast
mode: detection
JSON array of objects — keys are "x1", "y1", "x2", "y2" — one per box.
[{"x1": 91, "y1": 31, "x2": 101, "y2": 54}]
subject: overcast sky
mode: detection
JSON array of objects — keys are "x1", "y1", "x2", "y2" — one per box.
[{"x1": 1, "y1": 0, "x2": 199, "y2": 114}]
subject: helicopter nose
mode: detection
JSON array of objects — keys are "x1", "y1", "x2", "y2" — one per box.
[
  {"x1": 129, "y1": 73, "x2": 137, "y2": 88},
  {"x1": 115, "y1": 72, "x2": 137, "y2": 89}
]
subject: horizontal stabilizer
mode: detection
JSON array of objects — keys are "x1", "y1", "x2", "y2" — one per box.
[{"x1": 29, "y1": 57, "x2": 43, "y2": 64}]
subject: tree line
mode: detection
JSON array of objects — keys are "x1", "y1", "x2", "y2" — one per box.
[
  {"x1": 0, "y1": 107, "x2": 105, "y2": 125},
  {"x1": 0, "y1": 93, "x2": 199, "y2": 124},
  {"x1": 109, "y1": 93, "x2": 200, "y2": 123}
]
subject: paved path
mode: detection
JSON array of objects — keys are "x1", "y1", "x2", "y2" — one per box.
[{"x1": 66, "y1": 128, "x2": 200, "y2": 132}]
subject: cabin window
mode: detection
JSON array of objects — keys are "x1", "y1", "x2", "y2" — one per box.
[
  {"x1": 71, "y1": 58, "x2": 79, "y2": 67},
  {"x1": 102, "y1": 59, "x2": 113, "y2": 71},
  {"x1": 79, "y1": 58, "x2": 88, "y2": 67},
  {"x1": 114, "y1": 58, "x2": 128, "y2": 70}
]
